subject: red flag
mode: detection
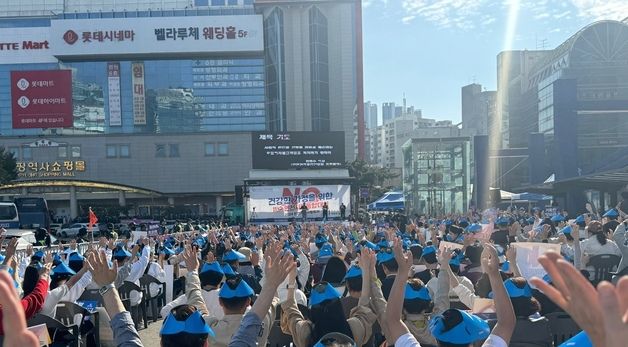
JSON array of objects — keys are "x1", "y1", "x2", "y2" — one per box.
[{"x1": 88, "y1": 207, "x2": 98, "y2": 232}]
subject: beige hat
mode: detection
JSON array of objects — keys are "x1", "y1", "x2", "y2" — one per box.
[{"x1": 238, "y1": 247, "x2": 252, "y2": 262}]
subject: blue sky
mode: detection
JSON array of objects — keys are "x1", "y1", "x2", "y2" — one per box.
[{"x1": 362, "y1": 0, "x2": 628, "y2": 123}]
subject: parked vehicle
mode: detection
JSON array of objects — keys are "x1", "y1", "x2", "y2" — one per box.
[
  {"x1": 58, "y1": 223, "x2": 89, "y2": 238},
  {"x1": 0, "y1": 202, "x2": 20, "y2": 229}
]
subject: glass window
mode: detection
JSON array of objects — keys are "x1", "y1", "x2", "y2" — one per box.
[
  {"x1": 218, "y1": 143, "x2": 229, "y2": 156},
  {"x1": 169, "y1": 144, "x2": 180, "y2": 157},
  {"x1": 195, "y1": 0, "x2": 209, "y2": 5},
  {"x1": 211, "y1": 0, "x2": 226, "y2": 5},
  {"x1": 120, "y1": 145, "x2": 130, "y2": 158},
  {"x1": 156, "y1": 144, "x2": 166, "y2": 158},
  {"x1": 22, "y1": 147, "x2": 32, "y2": 160},
  {"x1": 71, "y1": 146, "x2": 81, "y2": 158},
  {"x1": 8, "y1": 147, "x2": 19, "y2": 159},
  {"x1": 58, "y1": 146, "x2": 67, "y2": 158},
  {"x1": 106, "y1": 145, "x2": 117, "y2": 158},
  {"x1": 228, "y1": 0, "x2": 238, "y2": 5},
  {"x1": 205, "y1": 143, "x2": 216, "y2": 156}
]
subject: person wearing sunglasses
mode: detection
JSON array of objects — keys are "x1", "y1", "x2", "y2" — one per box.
[{"x1": 281, "y1": 246, "x2": 376, "y2": 347}]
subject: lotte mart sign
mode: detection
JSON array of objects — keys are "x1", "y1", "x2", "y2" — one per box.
[
  {"x1": 16, "y1": 160, "x2": 86, "y2": 179},
  {"x1": 50, "y1": 15, "x2": 263, "y2": 58}
]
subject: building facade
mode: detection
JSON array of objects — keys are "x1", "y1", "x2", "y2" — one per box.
[
  {"x1": 0, "y1": 0, "x2": 363, "y2": 220},
  {"x1": 461, "y1": 83, "x2": 496, "y2": 136},
  {"x1": 364, "y1": 100, "x2": 378, "y2": 129}
]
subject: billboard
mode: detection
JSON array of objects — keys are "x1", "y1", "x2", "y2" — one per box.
[
  {"x1": 0, "y1": 27, "x2": 57, "y2": 65},
  {"x1": 50, "y1": 15, "x2": 263, "y2": 57},
  {"x1": 11, "y1": 70, "x2": 73, "y2": 129},
  {"x1": 248, "y1": 185, "x2": 350, "y2": 223},
  {"x1": 251, "y1": 132, "x2": 345, "y2": 170},
  {"x1": 107, "y1": 63, "x2": 122, "y2": 126},
  {"x1": 131, "y1": 62, "x2": 146, "y2": 125}
]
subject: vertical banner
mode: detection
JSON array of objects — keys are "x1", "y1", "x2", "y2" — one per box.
[
  {"x1": 107, "y1": 63, "x2": 122, "y2": 126},
  {"x1": 11, "y1": 70, "x2": 73, "y2": 129},
  {"x1": 131, "y1": 62, "x2": 146, "y2": 125}
]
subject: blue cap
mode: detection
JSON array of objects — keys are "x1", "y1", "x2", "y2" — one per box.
[
  {"x1": 449, "y1": 252, "x2": 464, "y2": 267},
  {"x1": 575, "y1": 214, "x2": 586, "y2": 224},
  {"x1": 200, "y1": 262, "x2": 224, "y2": 275},
  {"x1": 404, "y1": 283, "x2": 431, "y2": 301},
  {"x1": 551, "y1": 215, "x2": 564, "y2": 223},
  {"x1": 222, "y1": 250, "x2": 246, "y2": 262},
  {"x1": 318, "y1": 243, "x2": 334, "y2": 259},
  {"x1": 501, "y1": 261, "x2": 510, "y2": 272},
  {"x1": 344, "y1": 265, "x2": 362, "y2": 280},
  {"x1": 313, "y1": 333, "x2": 356, "y2": 347},
  {"x1": 309, "y1": 282, "x2": 342, "y2": 307},
  {"x1": 33, "y1": 250, "x2": 45, "y2": 260},
  {"x1": 376, "y1": 250, "x2": 394, "y2": 264},
  {"x1": 221, "y1": 263, "x2": 237, "y2": 277},
  {"x1": 160, "y1": 247, "x2": 175, "y2": 256},
  {"x1": 422, "y1": 245, "x2": 436, "y2": 256},
  {"x1": 560, "y1": 226, "x2": 572, "y2": 235},
  {"x1": 160, "y1": 310, "x2": 214, "y2": 336},
  {"x1": 526, "y1": 217, "x2": 535, "y2": 225},
  {"x1": 603, "y1": 209, "x2": 619, "y2": 218},
  {"x1": 361, "y1": 240, "x2": 379, "y2": 251},
  {"x1": 445, "y1": 219, "x2": 453, "y2": 226},
  {"x1": 559, "y1": 331, "x2": 592, "y2": 347},
  {"x1": 504, "y1": 278, "x2": 532, "y2": 298},
  {"x1": 52, "y1": 253, "x2": 63, "y2": 266},
  {"x1": 69, "y1": 252, "x2": 84, "y2": 262},
  {"x1": 0, "y1": 254, "x2": 5, "y2": 263},
  {"x1": 496, "y1": 217, "x2": 509, "y2": 225},
  {"x1": 429, "y1": 309, "x2": 490, "y2": 344},
  {"x1": 377, "y1": 239, "x2": 390, "y2": 249},
  {"x1": 315, "y1": 234, "x2": 328, "y2": 244},
  {"x1": 114, "y1": 248, "x2": 132, "y2": 259},
  {"x1": 467, "y1": 223, "x2": 482, "y2": 233},
  {"x1": 219, "y1": 277, "x2": 254, "y2": 298},
  {"x1": 51, "y1": 262, "x2": 76, "y2": 277}
]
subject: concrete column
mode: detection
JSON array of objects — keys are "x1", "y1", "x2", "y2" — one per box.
[
  {"x1": 216, "y1": 195, "x2": 223, "y2": 212},
  {"x1": 69, "y1": 186, "x2": 78, "y2": 219},
  {"x1": 118, "y1": 191, "x2": 127, "y2": 207},
  {"x1": 21, "y1": 187, "x2": 28, "y2": 196}
]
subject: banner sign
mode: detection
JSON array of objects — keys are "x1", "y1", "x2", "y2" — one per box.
[
  {"x1": 512, "y1": 242, "x2": 561, "y2": 282},
  {"x1": 11, "y1": 70, "x2": 73, "y2": 129},
  {"x1": 251, "y1": 132, "x2": 346, "y2": 169},
  {"x1": 131, "y1": 62, "x2": 146, "y2": 125},
  {"x1": 248, "y1": 185, "x2": 351, "y2": 223},
  {"x1": 107, "y1": 63, "x2": 122, "y2": 126},
  {"x1": 0, "y1": 27, "x2": 57, "y2": 65},
  {"x1": 16, "y1": 160, "x2": 86, "y2": 179},
  {"x1": 50, "y1": 15, "x2": 263, "y2": 57}
]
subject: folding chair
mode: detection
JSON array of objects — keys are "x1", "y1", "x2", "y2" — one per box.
[
  {"x1": 27, "y1": 314, "x2": 80, "y2": 347},
  {"x1": 56, "y1": 301, "x2": 100, "y2": 347},
  {"x1": 546, "y1": 312, "x2": 581, "y2": 345},
  {"x1": 118, "y1": 281, "x2": 149, "y2": 330},
  {"x1": 267, "y1": 320, "x2": 293, "y2": 347},
  {"x1": 588, "y1": 254, "x2": 621, "y2": 286},
  {"x1": 140, "y1": 274, "x2": 166, "y2": 322},
  {"x1": 509, "y1": 317, "x2": 552, "y2": 347}
]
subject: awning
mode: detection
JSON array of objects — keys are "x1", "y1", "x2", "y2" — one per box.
[{"x1": 367, "y1": 191, "x2": 405, "y2": 211}]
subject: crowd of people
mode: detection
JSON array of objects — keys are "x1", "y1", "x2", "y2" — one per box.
[{"x1": 0, "y1": 204, "x2": 627, "y2": 347}]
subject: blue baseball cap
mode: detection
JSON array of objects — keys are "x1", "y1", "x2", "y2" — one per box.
[
  {"x1": 160, "y1": 247, "x2": 175, "y2": 256},
  {"x1": 69, "y1": 252, "x2": 84, "y2": 262},
  {"x1": 603, "y1": 209, "x2": 619, "y2": 218},
  {"x1": 503, "y1": 278, "x2": 532, "y2": 298},
  {"x1": 218, "y1": 277, "x2": 254, "y2": 299},
  {"x1": 559, "y1": 331, "x2": 592, "y2": 347},
  {"x1": 422, "y1": 245, "x2": 436, "y2": 256},
  {"x1": 221, "y1": 263, "x2": 237, "y2": 277},
  {"x1": 344, "y1": 265, "x2": 362, "y2": 280},
  {"x1": 376, "y1": 249, "x2": 394, "y2": 264},
  {"x1": 114, "y1": 248, "x2": 132, "y2": 259},
  {"x1": 51, "y1": 262, "x2": 76, "y2": 277},
  {"x1": 560, "y1": 226, "x2": 572, "y2": 235},
  {"x1": 501, "y1": 261, "x2": 510, "y2": 272},
  {"x1": 200, "y1": 262, "x2": 224, "y2": 275},
  {"x1": 404, "y1": 282, "x2": 431, "y2": 301},
  {"x1": 496, "y1": 217, "x2": 509, "y2": 225},
  {"x1": 309, "y1": 282, "x2": 342, "y2": 307},
  {"x1": 318, "y1": 243, "x2": 334, "y2": 260},
  {"x1": 429, "y1": 309, "x2": 490, "y2": 344},
  {"x1": 33, "y1": 250, "x2": 45, "y2": 260},
  {"x1": 315, "y1": 233, "x2": 328, "y2": 245},
  {"x1": 222, "y1": 250, "x2": 246, "y2": 262},
  {"x1": 160, "y1": 309, "x2": 214, "y2": 336},
  {"x1": 466, "y1": 223, "x2": 482, "y2": 233},
  {"x1": 360, "y1": 240, "x2": 379, "y2": 251},
  {"x1": 575, "y1": 214, "x2": 586, "y2": 225},
  {"x1": 551, "y1": 215, "x2": 564, "y2": 223}
]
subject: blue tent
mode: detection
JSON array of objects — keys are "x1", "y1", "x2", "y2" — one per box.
[
  {"x1": 510, "y1": 192, "x2": 552, "y2": 202},
  {"x1": 367, "y1": 191, "x2": 405, "y2": 211}
]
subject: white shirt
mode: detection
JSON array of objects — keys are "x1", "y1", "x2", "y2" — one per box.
[
  {"x1": 41, "y1": 285, "x2": 70, "y2": 317},
  {"x1": 124, "y1": 246, "x2": 150, "y2": 306},
  {"x1": 482, "y1": 334, "x2": 508, "y2": 347},
  {"x1": 395, "y1": 333, "x2": 421, "y2": 347},
  {"x1": 159, "y1": 288, "x2": 224, "y2": 321},
  {"x1": 146, "y1": 262, "x2": 166, "y2": 297}
]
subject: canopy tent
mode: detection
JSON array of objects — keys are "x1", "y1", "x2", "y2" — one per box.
[
  {"x1": 510, "y1": 192, "x2": 552, "y2": 202},
  {"x1": 367, "y1": 191, "x2": 405, "y2": 211}
]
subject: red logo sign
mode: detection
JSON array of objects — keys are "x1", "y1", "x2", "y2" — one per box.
[
  {"x1": 11, "y1": 70, "x2": 73, "y2": 129},
  {"x1": 63, "y1": 30, "x2": 78, "y2": 45}
]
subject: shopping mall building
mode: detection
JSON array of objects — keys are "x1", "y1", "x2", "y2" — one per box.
[{"x1": 0, "y1": 0, "x2": 364, "y2": 220}]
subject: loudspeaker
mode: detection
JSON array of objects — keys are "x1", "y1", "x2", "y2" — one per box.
[{"x1": 235, "y1": 185, "x2": 244, "y2": 205}]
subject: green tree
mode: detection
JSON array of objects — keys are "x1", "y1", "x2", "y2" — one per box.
[
  {"x1": 0, "y1": 147, "x2": 18, "y2": 185},
  {"x1": 347, "y1": 159, "x2": 400, "y2": 207}
]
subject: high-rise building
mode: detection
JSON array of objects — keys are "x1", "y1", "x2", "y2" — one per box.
[
  {"x1": 382, "y1": 102, "x2": 395, "y2": 123},
  {"x1": 364, "y1": 101, "x2": 378, "y2": 129},
  {"x1": 394, "y1": 106, "x2": 404, "y2": 118},
  {"x1": 0, "y1": 0, "x2": 364, "y2": 218},
  {"x1": 461, "y1": 83, "x2": 496, "y2": 136}
]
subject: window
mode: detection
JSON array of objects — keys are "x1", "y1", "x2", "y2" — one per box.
[
  {"x1": 169, "y1": 144, "x2": 180, "y2": 157},
  {"x1": 58, "y1": 146, "x2": 67, "y2": 158},
  {"x1": 228, "y1": 0, "x2": 238, "y2": 5},
  {"x1": 120, "y1": 145, "x2": 130, "y2": 158},
  {"x1": 156, "y1": 144, "x2": 166, "y2": 158},
  {"x1": 71, "y1": 146, "x2": 81, "y2": 158},
  {"x1": 205, "y1": 143, "x2": 216, "y2": 156},
  {"x1": 8, "y1": 147, "x2": 19, "y2": 159},
  {"x1": 211, "y1": 0, "x2": 225, "y2": 5},
  {"x1": 106, "y1": 145, "x2": 117, "y2": 158},
  {"x1": 218, "y1": 143, "x2": 229, "y2": 156},
  {"x1": 22, "y1": 147, "x2": 32, "y2": 160}
]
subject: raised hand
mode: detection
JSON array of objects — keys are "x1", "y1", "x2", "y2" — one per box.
[
  {"x1": 481, "y1": 243, "x2": 500, "y2": 274},
  {"x1": 506, "y1": 245, "x2": 517, "y2": 263},
  {"x1": 264, "y1": 248, "x2": 297, "y2": 288},
  {"x1": 392, "y1": 237, "x2": 412, "y2": 274},
  {"x1": 87, "y1": 251, "x2": 118, "y2": 287},
  {"x1": 180, "y1": 246, "x2": 199, "y2": 272},
  {"x1": 26, "y1": 244, "x2": 33, "y2": 257},
  {"x1": 438, "y1": 247, "x2": 453, "y2": 267}
]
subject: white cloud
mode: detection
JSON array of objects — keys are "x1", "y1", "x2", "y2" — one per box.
[
  {"x1": 553, "y1": 10, "x2": 571, "y2": 19},
  {"x1": 570, "y1": 0, "x2": 628, "y2": 21},
  {"x1": 401, "y1": 0, "x2": 493, "y2": 30}
]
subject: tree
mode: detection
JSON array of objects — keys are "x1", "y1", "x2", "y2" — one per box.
[
  {"x1": 0, "y1": 147, "x2": 18, "y2": 185},
  {"x1": 347, "y1": 159, "x2": 400, "y2": 206}
]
